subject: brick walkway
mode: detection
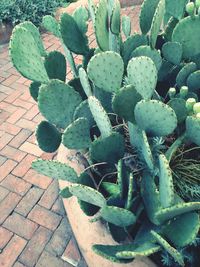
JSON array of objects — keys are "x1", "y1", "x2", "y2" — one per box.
[{"x1": 0, "y1": 5, "x2": 140, "y2": 267}]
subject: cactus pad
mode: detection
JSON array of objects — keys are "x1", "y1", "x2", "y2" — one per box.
[
  {"x1": 32, "y1": 159, "x2": 78, "y2": 182},
  {"x1": 151, "y1": 231, "x2": 184, "y2": 266},
  {"x1": 62, "y1": 118, "x2": 91, "y2": 149},
  {"x1": 150, "y1": 0, "x2": 165, "y2": 48},
  {"x1": 134, "y1": 100, "x2": 177, "y2": 136},
  {"x1": 127, "y1": 56, "x2": 157, "y2": 100},
  {"x1": 112, "y1": 85, "x2": 142, "y2": 123},
  {"x1": 87, "y1": 52, "x2": 124, "y2": 93},
  {"x1": 60, "y1": 187, "x2": 72, "y2": 198},
  {"x1": 29, "y1": 82, "x2": 41, "y2": 102},
  {"x1": 68, "y1": 78, "x2": 87, "y2": 100},
  {"x1": 186, "y1": 116, "x2": 200, "y2": 146},
  {"x1": 140, "y1": 131, "x2": 154, "y2": 171},
  {"x1": 176, "y1": 62, "x2": 197, "y2": 88},
  {"x1": 165, "y1": 0, "x2": 188, "y2": 20},
  {"x1": 95, "y1": 0, "x2": 109, "y2": 51},
  {"x1": 36, "y1": 121, "x2": 61, "y2": 153},
  {"x1": 131, "y1": 45, "x2": 162, "y2": 71},
  {"x1": 44, "y1": 51, "x2": 66, "y2": 82},
  {"x1": 10, "y1": 26, "x2": 49, "y2": 83},
  {"x1": 73, "y1": 6, "x2": 89, "y2": 35},
  {"x1": 42, "y1": 15, "x2": 61, "y2": 38},
  {"x1": 110, "y1": 0, "x2": 121, "y2": 35},
  {"x1": 139, "y1": 0, "x2": 160, "y2": 34},
  {"x1": 162, "y1": 42, "x2": 182, "y2": 65},
  {"x1": 122, "y1": 15, "x2": 131, "y2": 38},
  {"x1": 60, "y1": 13, "x2": 89, "y2": 55},
  {"x1": 163, "y1": 212, "x2": 200, "y2": 247},
  {"x1": 187, "y1": 70, "x2": 200, "y2": 93},
  {"x1": 167, "y1": 98, "x2": 187, "y2": 124},
  {"x1": 100, "y1": 205, "x2": 136, "y2": 227},
  {"x1": 90, "y1": 132, "x2": 125, "y2": 164},
  {"x1": 88, "y1": 96, "x2": 112, "y2": 138},
  {"x1": 74, "y1": 100, "x2": 95, "y2": 128},
  {"x1": 172, "y1": 16, "x2": 200, "y2": 59},
  {"x1": 38, "y1": 80, "x2": 82, "y2": 129},
  {"x1": 159, "y1": 154, "x2": 174, "y2": 208},
  {"x1": 102, "y1": 182, "x2": 120, "y2": 196},
  {"x1": 69, "y1": 184, "x2": 106, "y2": 207},
  {"x1": 78, "y1": 68, "x2": 92, "y2": 97}
]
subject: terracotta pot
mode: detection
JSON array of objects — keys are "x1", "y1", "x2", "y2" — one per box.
[{"x1": 57, "y1": 145, "x2": 157, "y2": 267}]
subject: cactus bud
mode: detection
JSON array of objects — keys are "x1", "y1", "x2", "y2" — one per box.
[
  {"x1": 196, "y1": 112, "x2": 200, "y2": 119},
  {"x1": 168, "y1": 87, "x2": 176, "y2": 99},
  {"x1": 186, "y1": 2, "x2": 195, "y2": 15},
  {"x1": 196, "y1": 0, "x2": 200, "y2": 8},
  {"x1": 186, "y1": 98, "x2": 196, "y2": 114},
  {"x1": 180, "y1": 86, "x2": 188, "y2": 98},
  {"x1": 193, "y1": 102, "x2": 200, "y2": 114}
]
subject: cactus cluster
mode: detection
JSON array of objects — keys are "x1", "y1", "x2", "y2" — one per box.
[{"x1": 9, "y1": 0, "x2": 200, "y2": 266}]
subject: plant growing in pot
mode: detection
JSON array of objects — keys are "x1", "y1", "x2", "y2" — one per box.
[{"x1": 9, "y1": 0, "x2": 200, "y2": 266}]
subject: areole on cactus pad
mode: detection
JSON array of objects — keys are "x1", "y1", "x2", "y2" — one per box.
[{"x1": 9, "y1": 0, "x2": 200, "y2": 266}]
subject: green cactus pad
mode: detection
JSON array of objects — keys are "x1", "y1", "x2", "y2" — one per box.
[
  {"x1": 110, "y1": 0, "x2": 121, "y2": 35},
  {"x1": 164, "y1": 17, "x2": 179, "y2": 42},
  {"x1": 187, "y1": 70, "x2": 200, "y2": 93},
  {"x1": 126, "y1": 173, "x2": 134, "y2": 210},
  {"x1": 42, "y1": 15, "x2": 61, "y2": 38},
  {"x1": 102, "y1": 182, "x2": 120, "y2": 196},
  {"x1": 127, "y1": 56, "x2": 157, "y2": 100},
  {"x1": 90, "y1": 132, "x2": 125, "y2": 164},
  {"x1": 74, "y1": 100, "x2": 95, "y2": 128},
  {"x1": 155, "y1": 201, "x2": 200, "y2": 224},
  {"x1": 36, "y1": 121, "x2": 61, "y2": 153},
  {"x1": 186, "y1": 116, "x2": 200, "y2": 146},
  {"x1": 176, "y1": 62, "x2": 197, "y2": 88},
  {"x1": 159, "y1": 154, "x2": 174, "y2": 208},
  {"x1": 117, "y1": 159, "x2": 129, "y2": 199},
  {"x1": 29, "y1": 81, "x2": 41, "y2": 102},
  {"x1": 20, "y1": 21, "x2": 46, "y2": 56},
  {"x1": 166, "y1": 0, "x2": 188, "y2": 20},
  {"x1": 167, "y1": 98, "x2": 187, "y2": 124},
  {"x1": 60, "y1": 187, "x2": 72, "y2": 198},
  {"x1": 38, "y1": 80, "x2": 82, "y2": 129},
  {"x1": 108, "y1": 223, "x2": 127, "y2": 243},
  {"x1": 73, "y1": 6, "x2": 89, "y2": 35},
  {"x1": 134, "y1": 221, "x2": 161, "y2": 245},
  {"x1": 150, "y1": 0, "x2": 165, "y2": 48},
  {"x1": 128, "y1": 123, "x2": 143, "y2": 150},
  {"x1": 122, "y1": 34, "x2": 148, "y2": 66},
  {"x1": 162, "y1": 42, "x2": 182, "y2": 65},
  {"x1": 95, "y1": 0, "x2": 109, "y2": 51},
  {"x1": 158, "y1": 59, "x2": 174, "y2": 82},
  {"x1": 163, "y1": 212, "x2": 200, "y2": 247},
  {"x1": 10, "y1": 26, "x2": 49, "y2": 83},
  {"x1": 87, "y1": 51, "x2": 124, "y2": 93},
  {"x1": 60, "y1": 13, "x2": 89, "y2": 55},
  {"x1": 78, "y1": 68, "x2": 92, "y2": 97},
  {"x1": 141, "y1": 172, "x2": 161, "y2": 224},
  {"x1": 139, "y1": 0, "x2": 160, "y2": 34},
  {"x1": 44, "y1": 51, "x2": 66, "y2": 82},
  {"x1": 134, "y1": 100, "x2": 177, "y2": 136},
  {"x1": 94, "y1": 87, "x2": 112, "y2": 112},
  {"x1": 172, "y1": 16, "x2": 200, "y2": 59},
  {"x1": 112, "y1": 85, "x2": 142, "y2": 123},
  {"x1": 116, "y1": 242, "x2": 160, "y2": 259},
  {"x1": 131, "y1": 45, "x2": 162, "y2": 71},
  {"x1": 88, "y1": 96, "x2": 112, "y2": 138},
  {"x1": 122, "y1": 15, "x2": 131, "y2": 38},
  {"x1": 69, "y1": 184, "x2": 106, "y2": 207},
  {"x1": 32, "y1": 159, "x2": 78, "y2": 182},
  {"x1": 62, "y1": 118, "x2": 91, "y2": 149},
  {"x1": 140, "y1": 131, "x2": 154, "y2": 171},
  {"x1": 151, "y1": 231, "x2": 184, "y2": 266},
  {"x1": 68, "y1": 78, "x2": 87, "y2": 100},
  {"x1": 100, "y1": 205, "x2": 136, "y2": 227}
]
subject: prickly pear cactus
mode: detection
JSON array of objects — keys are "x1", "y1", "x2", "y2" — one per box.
[{"x1": 9, "y1": 0, "x2": 200, "y2": 266}]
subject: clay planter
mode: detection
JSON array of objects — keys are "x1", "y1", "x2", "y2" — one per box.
[{"x1": 57, "y1": 144, "x2": 157, "y2": 267}]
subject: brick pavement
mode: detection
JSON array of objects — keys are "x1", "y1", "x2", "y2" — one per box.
[{"x1": 0, "y1": 4, "x2": 140, "y2": 267}]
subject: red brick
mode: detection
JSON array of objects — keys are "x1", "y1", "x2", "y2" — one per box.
[
  {"x1": 3, "y1": 213, "x2": 38, "y2": 240},
  {"x1": 15, "y1": 187, "x2": 44, "y2": 216},
  {"x1": 19, "y1": 226, "x2": 52, "y2": 267},
  {"x1": 0, "y1": 185, "x2": 9, "y2": 201},
  {"x1": 0, "y1": 62, "x2": 12, "y2": 71},
  {"x1": 0, "y1": 101, "x2": 17, "y2": 113},
  {"x1": 0, "y1": 160, "x2": 17, "y2": 182},
  {"x1": 10, "y1": 82, "x2": 28, "y2": 91},
  {"x1": 1, "y1": 145, "x2": 26, "y2": 162},
  {"x1": 23, "y1": 169, "x2": 52, "y2": 189},
  {"x1": 9, "y1": 129, "x2": 32, "y2": 148},
  {"x1": 16, "y1": 118, "x2": 36, "y2": 131},
  {"x1": 39, "y1": 180, "x2": 59, "y2": 209},
  {"x1": 20, "y1": 91, "x2": 32, "y2": 101},
  {"x1": 0, "y1": 122, "x2": 21, "y2": 135},
  {"x1": 0, "y1": 192, "x2": 21, "y2": 224},
  {"x1": 7, "y1": 67, "x2": 19, "y2": 75},
  {"x1": 36, "y1": 250, "x2": 71, "y2": 267},
  {"x1": 20, "y1": 142, "x2": 43, "y2": 157},
  {"x1": 33, "y1": 113, "x2": 44, "y2": 123},
  {"x1": 13, "y1": 98, "x2": 33, "y2": 110},
  {"x1": 23, "y1": 105, "x2": 39, "y2": 120},
  {"x1": 1, "y1": 174, "x2": 31, "y2": 196},
  {"x1": 0, "y1": 133, "x2": 13, "y2": 150},
  {"x1": 0, "y1": 235, "x2": 27, "y2": 267},
  {"x1": 62, "y1": 238, "x2": 81, "y2": 266},
  {"x1": 0, "y1": 227, "x2": 13, "y2": 249},
  {"x1": 7, "y1": 108, "x2": 26, "y2": 124},
  {"x1": 28, "y1": 205, "x2": 61, "y2": 231},
  {"x1": 12, "y1": 154, "x2": 36, "y2": 177},
  {"x1": 4, "y1": 90, "x2": 22, "y2": 103},
  {"x1": 41, "y1": 152, "x2": 57, "y2": 160},
  {"x1": 13, "y1": 262, "x2": 25, "y2": 267},
  {"x1": 2, "y1": 75, "x2": 19, "y2": 86},
  {"x1": 26, "y1": 133, "x2": 36, "y2": 144},
  {"x1": 0, "y1": 110, "x2": 10, "y2": 123},
  {"x1": 16, "y1": 76, "x2": 28, "y2": 84}
]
